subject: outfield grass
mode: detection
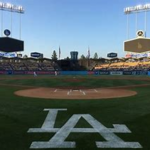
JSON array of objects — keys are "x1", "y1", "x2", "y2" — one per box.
[
  {"x1": 0, "y1": 75, "x2": 150, "y2": 150},
  {"x1": 0, "y1": 75, "x2": 150, "y2": 88}
]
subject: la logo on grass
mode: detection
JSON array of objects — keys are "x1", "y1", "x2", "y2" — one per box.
[{"x1": 28, "y1": 109, "x2": 142, "y2": 149}]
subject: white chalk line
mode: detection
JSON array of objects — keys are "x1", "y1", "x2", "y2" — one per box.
[
  {"x1": 80, "y1": 90, "x2": 86, "y2": 95},
  {"x1": 94, "y1": 89, "x2": 98, "y2": 92},
  {"x1": 67, "y1": 89, "x2": 86, "y2": 95},
  {"x1": 67, "y1": 89, "x2": 72, "y2": 95},
  {"x1": 58, "y1": 89, "x2": 97, "y2": 96},
  {"x1": 54, "y1": 89, "x2": 57, "y2": 92}
]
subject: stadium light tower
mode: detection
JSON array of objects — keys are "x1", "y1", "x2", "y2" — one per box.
[
  {"x1": 0, "y1": 1, "x2": 25, "y2": 39},
  {"x1": 124, "y1": 4, "x2": 150, "y2": 39}
]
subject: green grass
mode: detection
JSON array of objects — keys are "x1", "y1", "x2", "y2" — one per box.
[
  {"x1": 0, "y1": 75, "x2": 150, "y2": 88},
  {"x1": 0, "y1": 75, "x2": 150, "y2": 150}
]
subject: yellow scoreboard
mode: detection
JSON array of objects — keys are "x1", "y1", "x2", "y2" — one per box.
[{"x1": 124, "y1": 38, "x2": 150, "y2": 53}]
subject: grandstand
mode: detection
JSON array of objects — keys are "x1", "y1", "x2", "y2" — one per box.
[
  {"x1": 0, "y1": 57, "x2": 56, "y2": 71},
  {"x1": 0, "y1": 56, "x2": 150, "y2": 72},
  {"x1": 94, "y1": 57, "x2": 150, "y2": 71}
]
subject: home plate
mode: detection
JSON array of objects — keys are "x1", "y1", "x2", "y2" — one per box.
[{"x1": 68, "y1": 89, "x2": 85, "y2": 96}]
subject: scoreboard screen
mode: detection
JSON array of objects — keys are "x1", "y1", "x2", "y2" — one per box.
[
  {"x1": 0, "y1": 37, "x2": 24, "y2": 52},
  {"x1": 124, "y1": 38, "x2": 150, "y2": 53}
]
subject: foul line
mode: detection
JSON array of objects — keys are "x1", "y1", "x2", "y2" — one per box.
[
  {"x1": 94, "y1": 89, "x2": 98, "y2": 92},
  {"x1": 54, "y1": 89, "x2": 57, "y2": 92},
  {"x1": 67, "y1": 89, "x2": 72, "y2": 95},
  {"x1": 80, "y1": 90, "x2": 86, "y2": 95}
]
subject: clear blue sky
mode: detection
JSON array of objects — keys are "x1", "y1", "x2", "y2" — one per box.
[{"x1": 1, "y1": 0, "x2": 150, "y2": 59}]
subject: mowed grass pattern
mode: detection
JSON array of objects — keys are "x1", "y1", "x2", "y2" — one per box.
[{"x1": 0, "y1": 75, "x2": 150, "y2": 150}]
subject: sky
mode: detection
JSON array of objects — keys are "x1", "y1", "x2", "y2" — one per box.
[{"x1": 1, "y1": 0, "x2": 150, "y2": 59}]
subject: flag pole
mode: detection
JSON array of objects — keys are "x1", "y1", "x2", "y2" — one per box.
[
  {"x1": 88, "y1": 46, "x2": 90, "y2": 68},
  {"x1": 59, "y1": 46, "x2": 61, "y2": 60}
]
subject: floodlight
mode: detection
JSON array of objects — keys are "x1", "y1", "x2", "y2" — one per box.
[
  {"x1": 0, "y1": 1, "x2": 24, "y2": 39},
  {"x1": 145, "y1": 4, "x2": 150, "y2": 8},
  {"x1": 136, "y1": 5, "x2": 142, "y2": 10},
  {"x1": 124, "y1": 3, "x2": 150, "y2": 14},
  {"x1": 0, "y1": 1, "x2": 24, "y2": 13},
  {"x1": 6, "y1": 3, "x2": 12, "y2": 9}
]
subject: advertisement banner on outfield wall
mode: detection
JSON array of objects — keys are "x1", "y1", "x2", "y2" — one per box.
[
  {"x1": 123, "y1": 71, "x2": 133, "y2": 75},
  {"x1": 88, "y1": 71, "x2": 95, "y2": 75},
  {"x1": 94, "y1": 71, "x2": 99, "y2": 75},
  {"x1": 99, "y1": 71, "x2": 110, "y2": 75},
  {"x1": 7, "y1": 70, "x2": 13, "y2": 75},
  {"x1": 25, "y1": 71, "x2": 34, "y2": 75},
  {"x1": 36, "y1": 71, "x2": 55, "y2": 75},
  {"x1": 0, "y1": 71, "x2": 7, "y2": 74},
  {"x1": 123, "y1": 71, "x2": 148, "y2": 75},
  {"x1": 25, "y1": 71, "x2": 55, "y2": 75},
  {"x1": 131, "y1": 71, "x2": 148, "y2": 75},
  {"x1": 61, "y1": 71, "x2": 87, "y2": 75},
  {"x1": 110, "y1": 71, "x2": 123, "y2": 75},
  {"x1": 13, "y1": 71, "x2": 25, "y2": 75}
]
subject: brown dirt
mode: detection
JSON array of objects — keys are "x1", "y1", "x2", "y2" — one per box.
[{"x1": 14, "y1": 87, "x2": 137, "y2": 100}]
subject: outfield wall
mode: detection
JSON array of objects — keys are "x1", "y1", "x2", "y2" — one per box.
[
  {"x1": 0, "y1": 70, "x2": 149, "y2": 75},
  {"x1": 99, "y1": 71, "x2": 148, "y2": 75},
  {"x1": 0, "y1": 70, "x2": 99, "y2": 75}
]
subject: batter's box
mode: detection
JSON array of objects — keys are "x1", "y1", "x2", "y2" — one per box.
[
  {"x1": 67, "y1": 90, "x2": 86, "y2": 96},
  {"x1": 85, "y1": 89, "x2": 99, "y2": 93}
]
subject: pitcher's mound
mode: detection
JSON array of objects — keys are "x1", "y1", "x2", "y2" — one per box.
[{"x1": 14, "y1": 87, "x2": 137, "y2": 99}]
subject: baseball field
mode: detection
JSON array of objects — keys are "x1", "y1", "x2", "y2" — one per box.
[{"x1": 0, "y1": 75, "x2": 150, "y2": 150}]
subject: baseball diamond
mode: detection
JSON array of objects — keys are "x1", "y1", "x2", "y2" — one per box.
[{"x1": 0, "y1": 75, "x2": 150, "y2": 150}]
